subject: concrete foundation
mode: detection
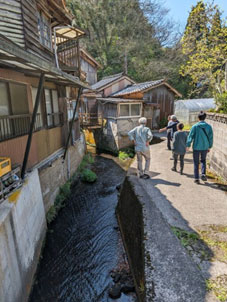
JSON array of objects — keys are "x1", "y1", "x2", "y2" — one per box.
[{"x1": 0, "y1": 169, "x2": 46, "y2": 302}]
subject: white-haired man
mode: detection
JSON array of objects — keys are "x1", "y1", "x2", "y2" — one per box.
[{"x1": 128, "y1": 117, "x2": 153, "y2": 179}]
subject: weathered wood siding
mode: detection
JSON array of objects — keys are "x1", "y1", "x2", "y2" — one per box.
[
  {"x1": 81, "y1": 57, "x2": 97, "y2": 85},
  {"x1": 0, "y1": 0, "x2": 25, "y2": 47},
  {"x1": 144, "y1": 86, "x2": 175, "y2": 120},
  {"x1": 21, "y1": 0, "x2": 54, "y2": 61}
]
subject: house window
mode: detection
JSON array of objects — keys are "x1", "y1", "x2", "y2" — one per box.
[
  {"x1": 31, "y1": 87, "x2": 43, "y2": 128},
  {"x1": 38, "y1": 11, "x2": 52, "y2": 49},
  {"x1": 119, "y1": 103, "x2": 141, "y2": 117},
  {"x1": 44, "y1": 89, "x2": 60, "y2": 127},
  {"x1": 0, "y1": 81, "x2": 29, "y2": 141}
]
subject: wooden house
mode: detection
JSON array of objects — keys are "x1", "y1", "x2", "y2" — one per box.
[
  {"x1": 81, "y1": 72, "x2": 135, "y2": 126},
  {"x1": 83, "y1": 75, "x2": 181, "y2": 153},
  {"x1": 0, "y1": 0, "x2": 89, "y2": 206}
]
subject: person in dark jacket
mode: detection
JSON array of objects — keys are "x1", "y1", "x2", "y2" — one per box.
[
  {"x1": 172, "y1": 123, "x2": 188, "y2": 174},
  {"x1": 167, "y1": 115, "x2": 172, "y2": 150},
  {"x1": 159, "y1": 115, "x2": 179, "y2": 138},
  {"x1": 186, "y1": 111, "x2": 213, "y2": 184}
]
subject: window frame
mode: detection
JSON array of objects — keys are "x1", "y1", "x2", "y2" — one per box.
[
  {"x1": 44, "y1": 88, "x2": 61, "y2": 128},
  {"x1": 118, "y1": 102, "x2": 142, "y2": 118},
  {"x1": 37, "y1": 11, "x2": 52, "y2": 50}
]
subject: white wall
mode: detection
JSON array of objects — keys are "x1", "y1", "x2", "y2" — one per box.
[{"x1": 0, "y1": 169, "x2": 46, "y2": 302}]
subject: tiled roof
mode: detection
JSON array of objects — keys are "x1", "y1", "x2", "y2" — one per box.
[
  {"x1": 97, "y1": 97, "x2": 143, "y2": 104},
  {"x1": 91, "y1": 72, "x2": 124, "y2": 91},
  {"x1": 112, "y1": 79, "x2": 165, "y2": 96}
]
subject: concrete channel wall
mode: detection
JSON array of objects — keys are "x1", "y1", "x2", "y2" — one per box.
[
  {"x1": 0, "y1": 134, "x2": 86, "y2": 302},
  {"x1": 117, "y1": 176, "x2": 211, "y2": 302},
  {"x1": 0, "y1": 169, "x2": 46, "y2": 302},
  {"x1": 39, "y1": 134, "x2": 86, "y2": 212},
  {"x1": 206, "y1": 113, "x2": 227, "y2": 180}
]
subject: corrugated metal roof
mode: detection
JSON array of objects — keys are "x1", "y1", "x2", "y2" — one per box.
[
  {"x1": 91, "y1": 72, "x2": 124, "y2": 90},
  {"x1": 97, "y1": 97, "x2": 143, "y2": 104},
  {"x1": 175, "y1": 98, "x2": 215, "y2": 112},
  {"x1": 112, "y1": 79, "x2": 165, "y2": 96}
]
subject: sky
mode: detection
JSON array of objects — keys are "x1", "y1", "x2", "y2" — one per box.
[{"x1": 163, "y1": 0, "x2": 227, "y2": 30}]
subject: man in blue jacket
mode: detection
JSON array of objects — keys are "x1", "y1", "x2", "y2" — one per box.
[{"x1": 186, "y1": 111, "x2": 213, "y2": 184}]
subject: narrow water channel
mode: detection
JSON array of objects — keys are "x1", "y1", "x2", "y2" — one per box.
[{"x1": 29, "y1": 156, "x2": 137, "y2": 302}]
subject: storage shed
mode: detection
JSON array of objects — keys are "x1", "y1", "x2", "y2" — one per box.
[{"x1": 174, "y1": 98, "x2": 215, "y2": 125}]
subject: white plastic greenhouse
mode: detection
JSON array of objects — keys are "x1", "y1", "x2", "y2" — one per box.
[{"x1": 174, "y1": 98, "x2": 215, "y2": 125}]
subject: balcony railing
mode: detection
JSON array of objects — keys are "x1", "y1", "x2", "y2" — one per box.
[
  {"x1": 79, "y1": 113, "x2": 103, "y2": 128},
  {"x1": 0, "y1": 113, "x2": 63, "y2": 142}
]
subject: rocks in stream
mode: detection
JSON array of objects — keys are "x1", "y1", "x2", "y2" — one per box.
[{"x1": 108, "y1": 270, "x2": 135, "y2": 299}]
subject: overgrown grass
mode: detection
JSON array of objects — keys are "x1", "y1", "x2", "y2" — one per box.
[
  {"x1": 206, "y1": 276, "x2": 227, "y2": 302},
  {"x1": 171, "y1": 227, "x2": 200, "y2": 247},
  {"x1": 46, "y1": 182, "x2": 71, "y2": 224},
  {"x1": 81, "y1": 168, "x2": 97, "y2": 183},
  {"x1": 46, "y1": 152, "x2": 97, "y2": 224}
]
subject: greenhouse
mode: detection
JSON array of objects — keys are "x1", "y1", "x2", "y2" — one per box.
[{"x1": 174, "y1": 98, "x2": 215, "y2": 125}]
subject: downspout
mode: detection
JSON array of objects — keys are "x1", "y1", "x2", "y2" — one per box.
[
  {"x1": 21, "y1": 73, "x2": 45, "y2": 179},
  {"x1": 63, "y1": 87, "x2": 83, "y2": 160}
]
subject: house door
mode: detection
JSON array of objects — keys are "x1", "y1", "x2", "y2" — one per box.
[{"x1": 143, "y1": 104, "x2": 153, "y2": 129}]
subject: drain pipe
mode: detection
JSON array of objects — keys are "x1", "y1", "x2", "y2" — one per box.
[
  {"x1": 63, "y1": 87, "x2": 83, "y2": 161},
  {"x1": 21, "y1": 73, "x2": 45, "y2": 179}
]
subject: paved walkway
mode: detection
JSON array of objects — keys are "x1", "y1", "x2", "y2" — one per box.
[{"x1": 129, "y1": 139, "x2": 227, "y2": 299}]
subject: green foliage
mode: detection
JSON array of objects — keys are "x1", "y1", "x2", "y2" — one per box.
[
  {"x1": 118, "y1": 148, "x2": 135, "y2": 160},
  {"x1": 78, "y1": 152, "x2": 94, "y2": 172},
  {"x1": 46, "y1": 183, "x2": 69, "y2": 224},
  {"x1": 215, "y1": 93, "x2": 227, "y2": 113},
  {"x1": 206, "y1": 277, "x2": 227, "y2": 302},
  {"x1": 180, "y1": 2, "x2": 227, "y2": 97},
  {"x1": 81, "y1": 169, "x2": 97, "y2": 183},
  {"x1": 159, "y1": 117, "x2": 168, "y2": 128},
  {"x1": 66, "y1": 0, "x2": 189, "y2": 96},
  {"x1": 171, "y1": 227, "x2": 199, "y2": 247}
]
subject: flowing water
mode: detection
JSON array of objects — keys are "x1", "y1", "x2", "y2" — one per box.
[{"x1": 29, "y1": 156, "x2": 137, "y2": 302}]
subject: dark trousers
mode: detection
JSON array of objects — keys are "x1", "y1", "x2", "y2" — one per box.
[
  {"x1": 173, "y1": 153, "x2": 184, "y2": 171},
  {"x1": 193, "y1": 150, "x2": 208, "y2": 180},
  {"x1": 167, "y1": 131, "x2": 172, "y2": 150}
]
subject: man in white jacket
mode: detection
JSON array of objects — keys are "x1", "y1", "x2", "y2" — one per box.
[{"x1": 128, "y1": 117, "x2": 153, "y2": 179}]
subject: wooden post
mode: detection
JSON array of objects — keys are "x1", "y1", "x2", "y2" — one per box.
[
  {"x1": 21, "y1": 73, "x2": 45, "y2": 179},
  {"x1": 63, "y1": 87, "x2": 83, "y2": 160}
]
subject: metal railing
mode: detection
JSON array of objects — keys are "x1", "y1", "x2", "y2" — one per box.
[{"x1": 0, "y1": 113, "x2": 63, "y2": 142}]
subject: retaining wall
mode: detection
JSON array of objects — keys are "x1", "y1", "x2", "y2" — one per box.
[
  {"x1": 206, "y1": 113, "x2": 227, "y2": 180},
  {"x1": 39, "y1": 133, "x2": 86, "y2": 212},
  {"x1": 0, "y1": 169, "x2": 46, "y2": 302},
  {"x1": 117, "y1": 176, "x2": 210, "y2": 302}
]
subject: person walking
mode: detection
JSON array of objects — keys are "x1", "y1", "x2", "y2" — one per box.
[
  {"x1": 186, "y1": 111, "x2": 213, "y2": 184},
  {"x1": 171, "y1": 123, "x2": 187, "y2": 175},
  {"x1": 167, "y1": 115, "x2": 172, "y2": 150},
  {"x1": 128, "y1": 117, "x2": 153, "y2": 179}
]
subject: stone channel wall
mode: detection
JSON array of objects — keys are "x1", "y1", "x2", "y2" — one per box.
[
  {"x1": 206, "y1": 113, "x2": 227, "y2": 180},
  {"x1": 0, "y1": 169, "x2": 46, "y2": 302}
]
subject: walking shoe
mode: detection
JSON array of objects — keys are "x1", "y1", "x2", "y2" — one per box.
[
  {"x1": 170, "y1": 157, "x2": 174, "y2": 160},
  {"x1": 201, "y1": 175, "x2": 207, "y2": 181},
  {"x1": 140, "y1": 174, "x2": 150, "y2": 179},
  {"x1": 194, "y1": 179, "x2": 200, "y2": 184},
  {"x1": 180, "y1": 170, "x2": 183, "y2": 175},
  {"x1": 171, "y1": 167, "x2": 177, "y2": 172}
]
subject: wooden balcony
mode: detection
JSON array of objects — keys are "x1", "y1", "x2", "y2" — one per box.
[
  {"x1": 79, "y1": 113, "x2": 103, "y2": 129},
  {"x1": 0, "y1": 113, "x2": 63, "y2": 142}
]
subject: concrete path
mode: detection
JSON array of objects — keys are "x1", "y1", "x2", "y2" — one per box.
[{"x1": 129, "y1": 139, "x2": 227, "y2": 301}]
